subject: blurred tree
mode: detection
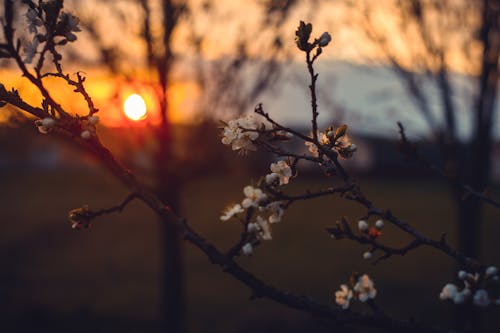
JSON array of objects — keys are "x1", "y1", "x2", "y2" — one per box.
[
  {"x1": 63, "y1": 1, "x2": 302, "y2": 332},
  {"x1": 351, "y1": 0, "x2": 500, "y2": 330}
]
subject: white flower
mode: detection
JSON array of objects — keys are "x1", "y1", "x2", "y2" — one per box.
[
  {"x1": 439, "y1": 283, "x2": 458, "y2": 301},
  {"x1": 458, "y1": 270, "x2": 467, "y2": 280},
  {"x1": 305, "y1": 141, "x2": 319, "y2": 157},
  {"x1": 335, "y1": 284, "x2": 353, "y2": 309},
  {"x1": 304, "y1": 132, "x2": 329, "y2": 157},
  {"x1": 88, "y1": 115, "x2": 99, "y2": 125},
  {"x1": 220, "y1": 203, "x2": 244, "y2": 221},
  {"x1": 375, "y1": 220, "x2": 384, "y2": 229},
  {"x1": 81, "y1": 130, "x2": 92, "y2": 139},
  {"x1": 266, "y1": 201, "x2": 284, "y2": 224},
  {"x1": 256, "y1": 216, "x2": 272, "y2": 240},
  {"x1": 265, "y1": 173, "x2": 280, "y2": 185},
  {"x1": 269, "y1": 160, "x2": 292, "y2": 185},
  {"x1": 336, "y1": 136, "x2": 357, "y2": 159},
  {"x1": 363, "y1": 251, "x2": 373, "y2": 260},
  {"x1": 358, "y1": 220, "x2": 369, "y2": 232},
  {"x1": 486, "y1": 266, "x2": 498, "y2": 278},
  {"x1": 247, "y1": 223, "x2": 259, "y2": 233},
  {"x1": 241, "y1": 186, "x2": 267, "y2": 208},
  {"x1": 473, "y1": 289, "x2": 490, "y2": 307},
  {"x1": 241, "y1": 243, "x2": 253, "y2": 256},
  {"x1": 23, "y1": 37, "x2": 39, "y2": 64},
  {"x1": 452, "y1": 288, "x2": 472, "y2": 304},
  {"x1": 35, "y1": 117, "x2": 55, "y2": 134},
  {"x1": 319, "y1": 132, "x2": 330, "y2": 145},
  {"x1": 25, "y1": 8, "x2": 42, "y2": 34},
  {"x1": 318, "y1": 32, "x2": 332, "y2": 47},
  {"x1": 354, "y1": 274, "x2": 377, "y2": 302},
  {"x1": 221, "y1": 114, "x2": 262, "y2": 153}
]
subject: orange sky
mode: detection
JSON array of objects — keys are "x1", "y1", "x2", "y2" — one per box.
[{"x1": 0, "y1": 0, "x2": 480, "y2": 128}]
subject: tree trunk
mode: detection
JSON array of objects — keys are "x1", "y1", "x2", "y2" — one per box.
[{"x1": 155, "y1": 120, "x2": 185, "y2": 333}]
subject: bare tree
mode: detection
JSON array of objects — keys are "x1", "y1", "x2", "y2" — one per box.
[
  {"x1": 352, "y1": 0, "x2": 499, "y2": 263},
  {"x1": 59, "y1": 1, "x2": 301, "y2": 332},
  {"x1": 348, "y1": 1, "x2": 500, "y2": 329}
]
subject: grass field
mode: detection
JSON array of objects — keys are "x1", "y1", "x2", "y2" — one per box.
[{"x1": 1, "y1": 168, "x2": 499, "y2": 332}]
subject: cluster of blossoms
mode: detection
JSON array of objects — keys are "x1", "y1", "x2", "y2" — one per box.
[
  {"x1": 24, "y1": 6, "x2": 81, "y2": 64},
  {"x1": 265, "y1": 160, "x2": 292, "y2": 186},
  {"x1": 220, "y1": 126, "x2": 292, "y2": 255},
  {"x1": 220, "y1": 183, "x2": 286, "y2": 256},
  {"x1": 304, "y1": 125, "x2": 357, "y2": 160},
  {"x1": 221, "y1": 114, "x2": 266, "y2": 153},
  {"x1": 335, "y1": 274, "x2": 377, "y2": 309},
  {"x1": 35, "y1": 117, "x2": 56, "y2": 134},
  {"x1": 34, "y1": 115, "x2": 99, "y2": 139},
  {"x1": 439, "y1": 266, "x2": 499, "y2": 307},
  {"x1": 80, "y1": 115, "x2": 99, "y2": 139},
  {"x1": 357, "y1": 219, "x2": 384, "y2": 260},
  {"x1": 219, "y1": 154, "x2": 293, "y2": 256}
]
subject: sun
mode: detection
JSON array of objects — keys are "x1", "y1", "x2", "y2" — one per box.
[{"x1": 123, "y1": 93, "x2": 147, "y2": 121}]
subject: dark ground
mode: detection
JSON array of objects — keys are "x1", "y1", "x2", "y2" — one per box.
[{"x1": 0, "y1": 166, "x2": 500, "y2": 332}]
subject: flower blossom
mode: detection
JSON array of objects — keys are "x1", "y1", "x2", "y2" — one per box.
[
  {"x1": 265, "y1": 173, "x2": 280, "y2": 185},
  {"x1": 439, "y1": 283, "x2": 458, "y2": 301},
  {"x1": 81, "y1": 130, "x2": 92, "y2": 139},
  {"x1": 35, "y1": 117, "x2": 55, "y2": 134},
  {"x1": 358, "y1": 220, "x2": 369, "y2": 231},
  {"x1": 375, "y1": 220, "x2": 384, "y2": 229},
  {"x1": 256, "y1": 215, "x2": 272, "y2": 240},
  {"x1": 241, "y1": 243, "x2": 253, "y2": 256},
  {"x1": 486, "y1": 266, "x2": 498, "y2": 278},
  {"x1": 220, "y1": 203, "x2": 244, "y2": 221},
  {"x1": 221, "y1": 114, "x2": 262, "y2": 153},
  {"x1": 265, "y1": 201, "x2": 285, "y2": 224},
  {"x1": 88, "y1": 115, "x2": 99, "y2": 125},
  {"x1": 336, "y1": 135, "x2": 357, "y2": 159},
  {"x1": 246, "y1": 216, "x2": 273, "y2": 241},
  {"x1": 473, "y1": 289, "x2": 490, "y2": 307},
  {"x1": 439, "y1": 283, "x2": 472, "y2": 304},
  {"x1": 354, "y1": 274, "x2": 377, "y2": 302},
  {"x1": 268, "y1": 160, "x2": 292, "y2": 185},
  {"x1": 335, "y1": 284, "x2": 353, "y2": 309},
  {"x1": 241, "y1": 186, "x2": 267, "y2": 208},
  {"x1": 304, "y1": 132, "x2": 329, "y2": 157},
  {"x1": 363, "y1": 251, "x2": 373, "y2": 260}
]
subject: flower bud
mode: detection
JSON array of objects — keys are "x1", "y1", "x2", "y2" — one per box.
[
  {"x1": 247, "y1": 223, "x2": 259, "y2": 233},
  {"x1": 242, "y1": 243, "x2": 253, "y2": 256},
  {"x1": 358, "y1": 220, "x2": 369, "y2": 232},
  {"x1": 318, "y1": 32, "x2": 332, "y2": 47},
  {"x1": 486, "y1": 266, "x2": 498, "y2": 277},
  {"x1": 88, "y1": 115, "x2": 99, "y2": 125},
  {"x1": 363, "y1": 251, "x2": 373, "y2": 260},
  {"x1": 41, "y1": 117, "x2": 56, "y2": 127},
  {"x1": 81, "y1": 130, "x2": 91, "y2": 139}
]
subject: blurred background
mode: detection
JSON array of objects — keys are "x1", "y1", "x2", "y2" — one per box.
[{"x1": 1, "y1": 0, "x2": 500, "y2": 332}]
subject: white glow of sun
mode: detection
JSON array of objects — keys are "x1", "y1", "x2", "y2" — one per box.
[{"x1": 123, "y1": 93, "x2": 147, "y2": 121}]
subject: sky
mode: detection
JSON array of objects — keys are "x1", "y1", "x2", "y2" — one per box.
[{"x1": 1, "y1": 0, "x2": 497, "y2": 140}]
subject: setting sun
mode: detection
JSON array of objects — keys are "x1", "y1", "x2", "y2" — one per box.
[{"x1": 123, "y1": 93, "x2": 147, "y2": 121}]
